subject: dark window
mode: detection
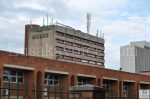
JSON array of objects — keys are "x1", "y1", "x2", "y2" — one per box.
[
  {"x1": 73, "y1": 58, "x2": 81, "y2": 62},
  {"x1": 3, "y1": 70, "x2": 24, "y2": 83},
  {"x1": 123, "y1": 83, "x2": 128, "y2": 91},
  {"x1": 74, "y1": 43, "x2": 81, "y2": 48},
  {"x1": 66, "y1": 48, "x2": 72, "y2": 53},
  {"x1": 56, "y1": 46, "x2": 64, "y2": 51},
  {"x1": 66, "y1": 34, "x2": 73, "y2": 39},
  {"x1": 65, "y1": 41, "x2": 73, "y2": 46},
  {"x1": 45, "y1": 74, "x2": 59, "y2": 86},
  {"x1": 73, "y1": 50, "x2": 81, "y2": 55},
  {"x1": 74, "y1": 36, "x2": 81, "y2": 41},
  {"x1": 64, "y1": 56, "x2": 73, "y2": 60},
  {"x1": 56, "y1": 39, "x2": 64, "y2": 44},
  {"x1": 78, "y1": 78, "x2": 88, "y2": 85},
  {"x1": 56, "y1": 32, "x2": 64, "y2": 36},
  {"x1": 103, "y1": 81, "x2": 110, "y2": 90}
]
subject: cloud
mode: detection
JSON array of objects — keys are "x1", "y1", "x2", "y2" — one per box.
[{"x1": 0, "y1": 0, "x2": 150, "y2": 70}]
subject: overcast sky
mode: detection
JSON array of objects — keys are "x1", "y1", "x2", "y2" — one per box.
[{"x1": 0, "y1": 0, "x2": 150, "y2": 70}]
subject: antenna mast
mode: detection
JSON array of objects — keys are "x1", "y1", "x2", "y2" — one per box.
[{"x1": 87, "y1": 13, "x2": 91, "y2": 34}]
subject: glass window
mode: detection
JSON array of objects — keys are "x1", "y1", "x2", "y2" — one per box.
[
  {"x1": 73, "y1": 50, "x2": 81, "y2": 55},
  {"x1": 78, "y1": 78, "x2": 88, "y2": 85},
  {"x1": 81, "y1": 59, "x2": 88, "y2": 63},
  {"x1": 45, "y1": 74, "x2": 59, "y2": 86},
  {"x1": 65, "y1": 41, "x2": 73, "y2": 46},
  {"x1": 73, "y1": 58, "x2": 81, "y2": 62},
  {"x1": 74, "y1": 36, "x2": 81, "y2": 41},
  {"x1": 56, "y1": 46, "x2": 64, "y2": 51},
  {"x1": 66, "y1": 48, "x2": 72, "y2": 53},
  {"x1": 123, "y1": 83, "x2": 128, "y2": 91},
  {"x1": 56, "y1": 39, "x2": 64, "y2": 44},
  {"x1": 89, "y1": 61, "x2": 96, "y2": 64},
  {"x1": 97, "y1": 62, "x2": 102, "y2": 65},
  {"x1": 74, "y1": 43, "x2": 81, "y2": 48},
  {"x1": 56, "y1": 32, "x2": 64, "y2": 36},
  {"x1": 3, "y1": 70, "x2": 24, "y2": 83},
  {"x1": 64, "y1": 56, "x2": 73, "y2": 60},
  {"x1": 103, "y1": 81, "x2": 110, "y2": 90},
  {"x1": 66, "y1": 34, "x2": 73, "y2": 39}
]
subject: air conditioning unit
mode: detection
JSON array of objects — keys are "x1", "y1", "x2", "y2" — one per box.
[
  {"x1": 44, "y1": 88, "x2": 47, "y2": 96},
  {"x1": 2, "y1": 89, "x2": 9, "y2": 96}
]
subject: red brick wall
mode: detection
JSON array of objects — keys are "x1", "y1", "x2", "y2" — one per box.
[{"x1": 0, "y1": 51, "x2": 150, "y2": 98}]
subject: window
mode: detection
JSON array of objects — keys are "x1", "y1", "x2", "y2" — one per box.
[
  {"x1": 3, "y1": 70, "x2": 24, "y2": 83},
  {"x1": 74, "y1": 43, "x2": 81, "y2": 48},
  {"x1": 97, "y1": 43, "x2": 103, "y2": 46},
  {"x1": 56, "y1": 46, "x2": 64, "y2": 51},
  {"x1": 89, "y1": 61, "x2": 96, "y2": 64},
  {"x1": 56, "y1": 31, "x2": 64, "y2": 36},
  {"x1": 74, "y1": 36, "x2": 81, "y2": 41},
  {"x1": 66, "y1": 48, "x2": 72, "y2": 53},
  {"x1": 89, "y1": 41, "x2": 96, "y2": 45},
  {"x1": 73, "y1": 50, "x2": 81, "y2": 55},
  {"x1": 97, "y1": 49, "x2": 103, "y2": 53},
  {"x1": 97, "y1": 55, "x2": 103, "y2": 59},
  {"x1": 45, "y1": 74, "x2": 59, "y2": 86},
  {"x1": 82, "y1": 39, "x2": 89, "y2": 43},
  {"x1": 88, "y1": 54, "x2": 96, "y2": 58},
  {"x1": 97, "y1": 62, "x2": 102, "y2": 65},
  {"x1": 56, "y1": 39, "x2": 64, "y2": 44},
  {"x1": 66, "y1": 34, "x2": 73, "y2": 39},
  {"x1": 123, "y1": 83, "x2": 128, "y2": 91},
  {"x1": 81, "y1": 59, "x2": 88, "y2": 63},
  {"x1": 65, "y1": 41, "x2": 73, "y2": 46},
  {"x1": 73, "y1": 58, "x2": 81, "y2": 62},
  {"x1": 103, "y1": 81, "x2": 110, "y2": 90},
  {"x1": 56, "y1": 54, "x2": 64, "y2": 59},
  {"x1": 90, "y1": 47, "x2": 96, "y2": 51},
  {"x1": 78, "y1": 78, "x2": 88, "y2": 85},
  {"x1": 64, "y1": 56, "x2": 73, "y2": 60}
]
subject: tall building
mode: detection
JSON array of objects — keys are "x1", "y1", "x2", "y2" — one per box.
[
  {"x1": 120, "y1": 41, "x2": 150, "y2": 73},
  {"x1": 25, "y1": 23, "x2": 105, "y2": 67}
]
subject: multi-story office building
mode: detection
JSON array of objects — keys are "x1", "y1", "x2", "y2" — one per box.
[
  {"x1": 120, "y1": 41, "x2": 150, "y2": 73},
  {"x1": 25, "y1": 24, "x2": 105, "y2": 67}
]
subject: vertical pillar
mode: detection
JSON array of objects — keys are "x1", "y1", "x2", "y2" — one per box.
[
  {"x1": 110, "y1": 81, "x2": 119, "y2": 97},
  {"x1": 137, "y1": 83, "x2": 140, "y2": 99},
  {"x1": 61, "y1": 75, "x2": 70, "y2": 99},
  {"x1": 128, "y1": 82, "x2": 138, "y2": 98},
  {"x1": 119, "y1": 81, "x2": 123, "y2": 97}
]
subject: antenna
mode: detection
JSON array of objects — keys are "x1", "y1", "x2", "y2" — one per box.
[
  {"x1": 43, "y1": 18, "x2": 45, "y2": 26},
  {"x1": 87, "y1": 13, "x2": 91, "y2": 34},
  {"x1": 47, "y1": 14, "x2": 49, "y2": 26},
  {"x1": 145, "y1": 24, "x2": 147, "y2": 41},
  {"x1": 96, "y1": 29, "x2": 99, "y2": 37},
  {"x1": 51, "y1": 18, "x2": 53, "y2": 25},
  {"x1": 30, "y1": 19, "x2": 32, "y2": 29}
]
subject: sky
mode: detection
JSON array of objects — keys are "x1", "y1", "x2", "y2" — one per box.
[{"x1": 0, "y1": 0, "x2": 150, "y2": 70}]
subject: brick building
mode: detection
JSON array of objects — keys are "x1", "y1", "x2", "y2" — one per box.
[
  {"x1": 0, "y1": 51, "x2": 150, "y2": 99},
  {"x1": 0, "y1": 24, "x2": 150, "y2": 99}
]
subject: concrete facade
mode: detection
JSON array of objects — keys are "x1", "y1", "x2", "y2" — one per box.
[
  {"x1": 120, "y1": 41, "x2": 150, "y2": 73},
  {"x1": 25, "y1": 24, "x2": 105, "y2": 67}
]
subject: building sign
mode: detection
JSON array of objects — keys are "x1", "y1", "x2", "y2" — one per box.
[
  {"x1": 139, "y1": 90, "x2": 150, "y2": 99},
  {"x1": 32, "y1": 33, "x2": 48, "y2": 39}
]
